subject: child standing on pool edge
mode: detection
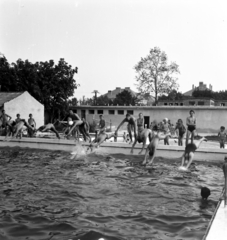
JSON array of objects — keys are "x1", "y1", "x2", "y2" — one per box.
[
  {"x1": 186, "y1": 110, "x2": 196, "y2": 145},
  {"x1": 218, "y1": 126, "x2": 227, "y2": 149}
]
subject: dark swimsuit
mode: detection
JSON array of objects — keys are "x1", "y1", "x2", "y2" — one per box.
[
  {"x1": 187, "y1": 125, "x2": 196, "y2": 132},
  {"x1": 185, "y1": 143, "x2": 197, "y2": 154}
]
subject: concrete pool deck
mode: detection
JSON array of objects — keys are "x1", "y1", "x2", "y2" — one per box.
[
  {"x1": 0, "y1": 136, "x2": 226, "y2": 162},
  {"x1": 204, "y1": 200, "x2": 227, "y2": 240}
]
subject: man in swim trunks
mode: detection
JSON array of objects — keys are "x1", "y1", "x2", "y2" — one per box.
[
  {"x1": 180, "y1": 137, "x2": 207, "y2": 170},
  {"x1": 88, "y1": 132, "x2": 117, "y2": 151},
  {"x1": 95, "y1": 115, "x2": 106, "y2": 139},
  {"x1": 162, "y1": 118, "x2": 170, "y2": 145},
  {"x1": 15, "y1": 114, "x2": 22, "y2": 124},
  {"x1": 115, "y1": 113, "x2": 137, "y2": 144},
  {"x1": 0, "y1": 110, "x2": 12, "y2": 133},
  {"x1": 130, "y1": 128, "x2": 153, "y2": 154},
  {"x1": 186, "y1": 110, "x2": 196, "y2": 145},
  {"x1": 36, "y1": 123, "x2": 61, "y2": 139},
  {"x1": 79, "y1": 118, "x2": 91, "y2": 142},
  {"x1": 28, "y1": 114, "x2": 36, "y2": 137},
  {"x1": 66, "y1": 110, "x2": 83, "y2": 138},
  {"x1": 137, "y1": 113, "x2": 144, "y2": 135},
  {"x1": 142, "y1": 132, "x2": 171, "y2": 166}
]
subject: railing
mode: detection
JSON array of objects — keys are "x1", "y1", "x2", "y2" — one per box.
[{"x1": 223, "y1": 157, "x2": 227, "y2": 207}]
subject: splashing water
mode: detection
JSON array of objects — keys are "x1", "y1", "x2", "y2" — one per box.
[{"x1": 70, "y1": 142, "x2": 88, "y2": 159}]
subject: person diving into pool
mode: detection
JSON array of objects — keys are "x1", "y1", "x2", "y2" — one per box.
[
  {"x1": 179, "y1": 137, "x2": 207, "y2": 171},
  {"x1": 130, "y1": 113, "x2": 153, "y2": 154},
  {"x1": 36, "y1": 123, "x2": 61, "y2": 139},
  {"x1": 142, "y1": 131, "x2": 171, "y2": 166},
  {"x1": 130, "y1": 128, "x2": 153, "y2": 154},
  {"x1": 87, "y1": 131, "x2": 117, "y2": 152},
  {"x1": 115, "y1": 113, "x2": 137, "y2": 144}
]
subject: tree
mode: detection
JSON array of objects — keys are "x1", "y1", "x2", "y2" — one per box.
[
  {"x1": 113, "y1": 90, "x2": 138, "y2": 106},
  {"x1": 96, "y1": 95, "x2": 113, "y2": 106},
  {"x1": 135, "y1": 47, "x2": 180, "y2": 105},
  {"x1": 0, "y1": 56, "x2": 79, "y2": 122},
  {"x1": 92, "y1": 90, "x2": 100, "y2": 105},
  {"x1": 68, "y1": 97, "x2": 78, "y2": 106},
  {"x1": 192, "y1": 89, "x2": 214, "y2": 98}
]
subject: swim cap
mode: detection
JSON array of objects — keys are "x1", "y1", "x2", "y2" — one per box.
[{"x1": 68, "y1": 121, "x2": 73, "y2": 126}]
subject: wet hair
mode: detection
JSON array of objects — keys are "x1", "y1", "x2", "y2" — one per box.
[
  {"x1": 189, "y1": 110, "x2": 195, "y2": 114},
  {"x1": 220, "y1": 126, "x2": 225, "y2": 130},
  {"x1": 201, "y1": 187, "x2": 211, "y2": 200},
  {"x1": 16, "y1": 114, "x2": 20, "y2": 117},
  {"x1": 29, "y1": 113, "x2": 32, "y2": 117},
  {"x1": 126, "y1": 113, "x2": 130, "y2": 117}
]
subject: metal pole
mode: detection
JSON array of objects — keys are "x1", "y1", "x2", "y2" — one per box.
[{"x1": 223, "y1": 157, "x2": 227, "y2": 206}]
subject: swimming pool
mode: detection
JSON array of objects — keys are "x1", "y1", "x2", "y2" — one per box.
[{"x1": 0, "y1": 147, "x2": 223, "y2": 240}]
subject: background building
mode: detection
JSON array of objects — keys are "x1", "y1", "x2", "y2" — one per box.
[
  {"x1": 70, "y1": 105, "x2": 227, "y2": 133},
  {"x1": 103, "y1": 87, "x2": 137, "y2": 100},
  {"x1": 183, "y1": 82, "x2": 213, "y2": 96},
  {"x1": 0, "y1": 91, "x2": 44, "y2": 127}
]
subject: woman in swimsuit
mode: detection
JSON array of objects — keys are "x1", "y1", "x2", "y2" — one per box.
[{"x1": 186, "y1": 110, "x2": 196, "y2": 145}]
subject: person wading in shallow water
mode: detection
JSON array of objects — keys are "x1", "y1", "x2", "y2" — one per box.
[{"x1": 115, "y1": 113, "x2": 137, "y2": 144}]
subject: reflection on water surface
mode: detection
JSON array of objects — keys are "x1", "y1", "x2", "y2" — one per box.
[{"x1": 0, "y1": 147, "x2": 223, "y2": 240}]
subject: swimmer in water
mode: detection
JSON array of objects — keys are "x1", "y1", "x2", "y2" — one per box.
[
  {"x1": 186, "y1": 110, "x2": 196, "y2": 145},
  {"x1": 142, "y1": 132, "x2": 171, "y2": 166},
  {"x1": 36, "y1": 123, "x2": 61, "y2": 139},
  {"x1": 180, "y1": 137, "x2": 207, "y2": 170}
]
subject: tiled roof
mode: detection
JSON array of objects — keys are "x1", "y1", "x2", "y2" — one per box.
[{"x1": 0, "y1": 92, "x2": 24, "y2": 106}]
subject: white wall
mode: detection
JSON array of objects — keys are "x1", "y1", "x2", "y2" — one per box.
[{"x1": 4, "y1": 91, "x2": 44, "y2": 128}]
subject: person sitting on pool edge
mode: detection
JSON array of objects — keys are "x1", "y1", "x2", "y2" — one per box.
[
  {"x1": 142, "y1": 131, "x2": 171, "y2": 166},
  {"x1": 179, "y1": 137, "x2": 207, "y2": 171},
  {"x1": 186, "y1": 110, "x2": 197, "y2": 145},
  {"x1": 115, "y1": 113, "x2": 137, "y2": 144},
  {"x1": 6, "y1": 119, "x2": 33, "y2": 139}
]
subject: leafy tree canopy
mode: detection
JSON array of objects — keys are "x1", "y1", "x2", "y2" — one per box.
[
  {"x1": 113, "y1": 90, "x2": 139, "y2": 106},
  {"x1": 135, "y1": 47, "x2": 180, "y2": 105},
  {"x1": 0, "y1": 56, "x2": 79, "y2": 122}
]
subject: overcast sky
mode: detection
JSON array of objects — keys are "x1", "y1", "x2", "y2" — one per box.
[{"x1": 1, "y1": 0, "x2": 226, "y2": 99}]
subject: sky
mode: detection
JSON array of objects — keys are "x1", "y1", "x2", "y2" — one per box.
[{"x1": 0, "y1": 0, "x2": 227, "y2": 100}]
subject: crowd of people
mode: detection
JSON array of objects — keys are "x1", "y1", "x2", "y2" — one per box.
[{"x1": 1, "y1": 108, "x2": 225, "y2": 171}]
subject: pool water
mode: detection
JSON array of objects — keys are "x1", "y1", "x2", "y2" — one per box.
[{"x1": 0, "y1": 147, "x2": 224, "y2": 240}]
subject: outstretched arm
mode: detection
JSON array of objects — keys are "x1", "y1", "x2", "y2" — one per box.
[{"x1": 115, "y1": 119, "x2": 126, "y2": 133}]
